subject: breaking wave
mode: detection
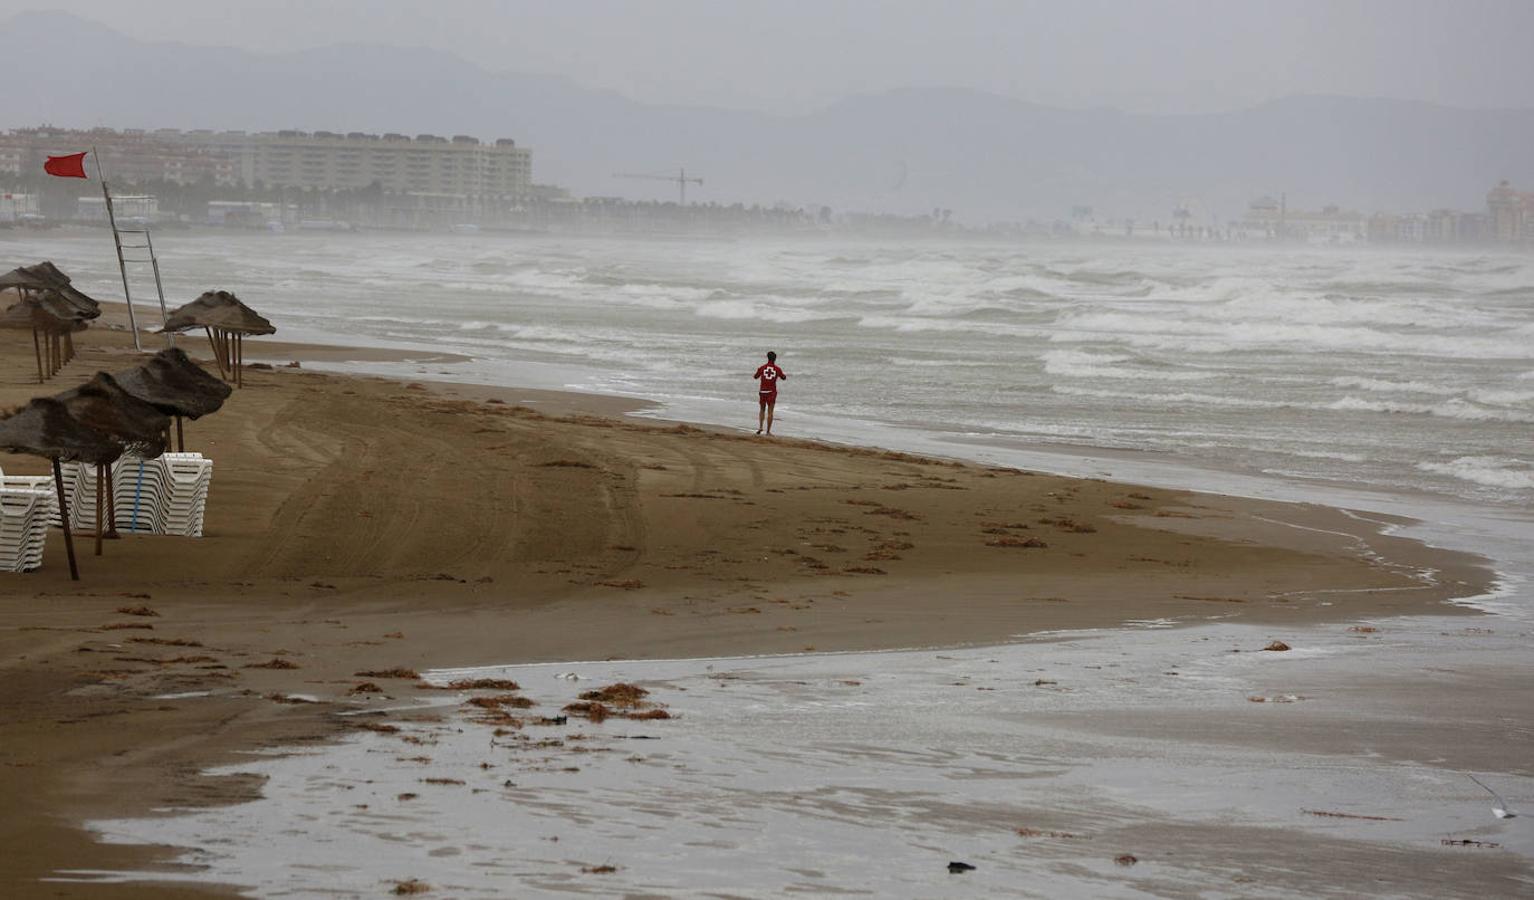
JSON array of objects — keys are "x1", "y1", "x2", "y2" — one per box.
[{"x1": 1417, "y1": 456, "x2": 1534, "y2": 490}]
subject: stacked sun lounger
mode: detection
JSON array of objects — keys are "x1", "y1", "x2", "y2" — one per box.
[
  {"x1": 0, "y1": 482, "x2": 54, "y2": 572},
  {"x1": 57, "y1": 454, "x2": 214, "y2": 538},
  {"x1": 113, "y1": 455, "x2": 165, "y2": 534},
  {"x1": 2, "y1": 465, "x2": 61, "y2": 571},
  {"x1": 0, "y1": 465, "x2": 56, "y2": 499},
  {"x1": 158, "y1": 453, "x2": 213, "y2": 537},
  {"x1": 61, "y1": 461, "x2": 110, "y2": 532},
  {"x1": 108, "y1": 453, "x2": 213, "y2": 537}
]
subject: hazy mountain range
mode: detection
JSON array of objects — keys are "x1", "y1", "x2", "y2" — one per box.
[{"x1": 5, "y1": 11, "x2": 1532, "y2": 223}]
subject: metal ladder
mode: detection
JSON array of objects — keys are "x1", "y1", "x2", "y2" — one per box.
[{"x1": 103, "y1": 199, "x2": 172, "y2": 352}]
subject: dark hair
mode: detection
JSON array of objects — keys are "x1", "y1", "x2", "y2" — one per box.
[{"x1": 767, "y1": 351, "x2": 777, "y2": 362}]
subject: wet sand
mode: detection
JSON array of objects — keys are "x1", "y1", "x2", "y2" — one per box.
[
  {"x1": 0, "y1": 323, "x2": 1497, "y2": 897},
  {"x1": 77, "y1": 617, "x2": 1529, "y2": 897}
]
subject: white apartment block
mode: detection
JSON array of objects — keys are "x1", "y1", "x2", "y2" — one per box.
[
  {"x1": 170, "y1": 129, "x2": 532, "y2": 197},
  {"x1": 2, "y1": 127, "x2": 532, "y2": 199}
]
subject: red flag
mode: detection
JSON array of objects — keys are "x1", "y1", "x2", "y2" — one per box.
[{"x1": 44, "y1": 152, "x2": 89, "y2": 179}]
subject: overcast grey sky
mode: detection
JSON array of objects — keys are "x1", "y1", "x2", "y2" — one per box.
[{"x1": 7, "y1": 0, "x2": 1533, "y2": 114}]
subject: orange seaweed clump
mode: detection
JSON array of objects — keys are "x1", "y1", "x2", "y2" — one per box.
[
  {"x1": 986, "y1": 536, "x2": 1047, "y2": 549},
  {"x1": 466, "y1": 694, "x2": 535, "y2": 710},
  {"x1": 626, "y1": 709, "x2": 672, "y2": 720},
  {"x1": 355, "y1": 667, "x2": 421, "y2": 679},
  {"x1": 443, "y1": 678, "x2": 520, "y2": 691},
  {"x1": 563, "y1": 701, "x2": 612, "y2": 722},
  {"x1": 578, "y1": 683, "x2": 650, "y2": 707}
]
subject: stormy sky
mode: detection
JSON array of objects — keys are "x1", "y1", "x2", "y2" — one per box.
[{"x1": 4, "y1": 0, "x2": 1532, "y2": 114}]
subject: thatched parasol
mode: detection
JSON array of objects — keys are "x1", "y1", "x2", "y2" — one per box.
[
  {"x1": 160, "y1": 290, "x2": 275, "y2": 388},
  {"x1": 0, "y1": 262, "x2": 103, "y2": 317},
  {"x1": 113, "y1": 347, "x2": 231, "y2": 450},
  {"x1": 1, "y1": 290, "x2": 91, "y2": 382},
  {"x1": 54, "y1": 373, "x2": 170, "y2": 459},
  {"x1": 0, "y1": 260, "x2": 102, "y2": 383},
  {"x1": 53, "y1": 373, "x2": 172, "y2": 555},
  {"x1": 0, "y1": 397, "x2": 120, "y2": 464},
  {"x1": 0, "y1": 397, "x2": 123, "y2": 580}
]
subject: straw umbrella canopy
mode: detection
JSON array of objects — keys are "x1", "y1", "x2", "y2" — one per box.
[
  {"x1": 0, "y1": 397, "x2": 121, "y2": 464},
  {"x1": 24, "y1": 263, "x2": 100, "y2": 319},
  {"x1": 113, "y1": 347, "x2": 231, "y2": 450},
  {"x1": 160, "y1": 290, "x2": 275, "y2": 387},
  {"x1": 1, "y1": 290, "x2": 90, "y2": 382},
  {"x1": 0, "y1": 262, "x2": 102, "y2": 320},
  {"x1": 0, "y1": 397, "x2": 122, "y2": 580},
  {"x1": 0, "y1": 263, "x2": 102, "y2": 379},
  {"x1": 161, "y1": 290, "x2": 274, "y2": 334},
  {"x1": 52, "y1": 373, "x2": 171, "y2": 557},
  {"x1": 0, "y1": 294, "x2": 80, "y2": 331},
  {"x1": 0, "y1": 261, "x2": 101, "y2": 377},
  {"x1": 53, "y1": 373, "x2": 171, "y2": 459}
]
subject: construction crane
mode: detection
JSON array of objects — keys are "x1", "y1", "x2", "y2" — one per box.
[{"x1": 613, "y1": 167, "x2": 704, "y2": 206}]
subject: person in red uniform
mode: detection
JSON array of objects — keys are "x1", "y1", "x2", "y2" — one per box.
[{"x1": 753, "y1": 350, "x2": 788, "y2": 435}]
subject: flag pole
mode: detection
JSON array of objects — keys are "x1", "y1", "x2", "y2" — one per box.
[{"x1": 93, "y1": 146, "x2": 142, "y2": 352}]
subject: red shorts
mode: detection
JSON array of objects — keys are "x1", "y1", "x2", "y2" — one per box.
[{"x1": 758, "y1": 391, "x2": 777, "y2": 406}]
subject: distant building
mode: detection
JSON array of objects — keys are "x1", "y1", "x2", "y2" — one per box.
[
  {"x1": 0, "y1": 192, "x2": 39, "y2": 221},
  {"x1": 1393, "y1": 213, "x2": 1426, "y2": 243},
  {"x1": 207, "y1": 200, "x2": 282, "y2": 226},
  {"x1": 171, "y1": 129, "x2": 531, "y2": 199},
  {"x1": 1424, "y1": 208, "x2": 1492, "y2": 244},
  {"x1": 1486, "y1": 180, "x2": 1534, "y2": 242},
  {"x1": 1425, "y1": 209, "x2": 1459, "y2": 243},
  {"x1": 0, "y1": 126, "x2": 533, "y2": 201},
  {"x1": 77, "y1": 195, "x2": 159, "y2": 223},
  {"x1": 0, "y1": 127, "x2": 239, "y2": 185},
  {"x1": 1239, "y1": 196, "x2": 1365, "y2": 243},
  {"x1": 1456, "y1": 212, "x2": 1492, "y2": 243}
]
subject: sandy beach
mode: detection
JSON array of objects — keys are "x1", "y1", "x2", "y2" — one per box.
[{"x1": 0, "y1": 316, "x2": 1514, "y2": 897}]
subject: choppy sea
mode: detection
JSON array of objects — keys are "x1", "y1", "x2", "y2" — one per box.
[{"x1": 11, "y1": 231, "x2": 1530, "y2": 507}]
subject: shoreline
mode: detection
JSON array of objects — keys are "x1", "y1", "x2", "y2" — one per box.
[{"x1": 0, "y1": 321, "x2": 1508, "y2": 897}]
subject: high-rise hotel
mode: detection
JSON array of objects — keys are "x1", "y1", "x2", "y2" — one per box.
[{"x1": 1, "y1": 127, "x2": 532, "y2": 200}]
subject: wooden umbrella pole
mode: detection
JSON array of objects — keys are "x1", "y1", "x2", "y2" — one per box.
[
  {"x1": 94, "y1": 463, "x2": 104, "y2": 557},
  {"x1": 236, "y1": 333, "x2": 243, "y2": 387},
  {"x1": 52, "y1": 459, "x2": 79, "y2": 581},
  {"x1": 204, "y1": 327, "x2": 227, "y2": 379},
  {"x1": 64, "y1": 331, "x2": 73, "y2": 363},
  {"x1": 176, "y1": 415, "x2": 184, "y2": 452},
  {"x1": 32, "y1": 328, "x2": 43, "y2": 383},
  {"x1": 104, "y1": 465, "x2": 119, "y2": 539}
]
